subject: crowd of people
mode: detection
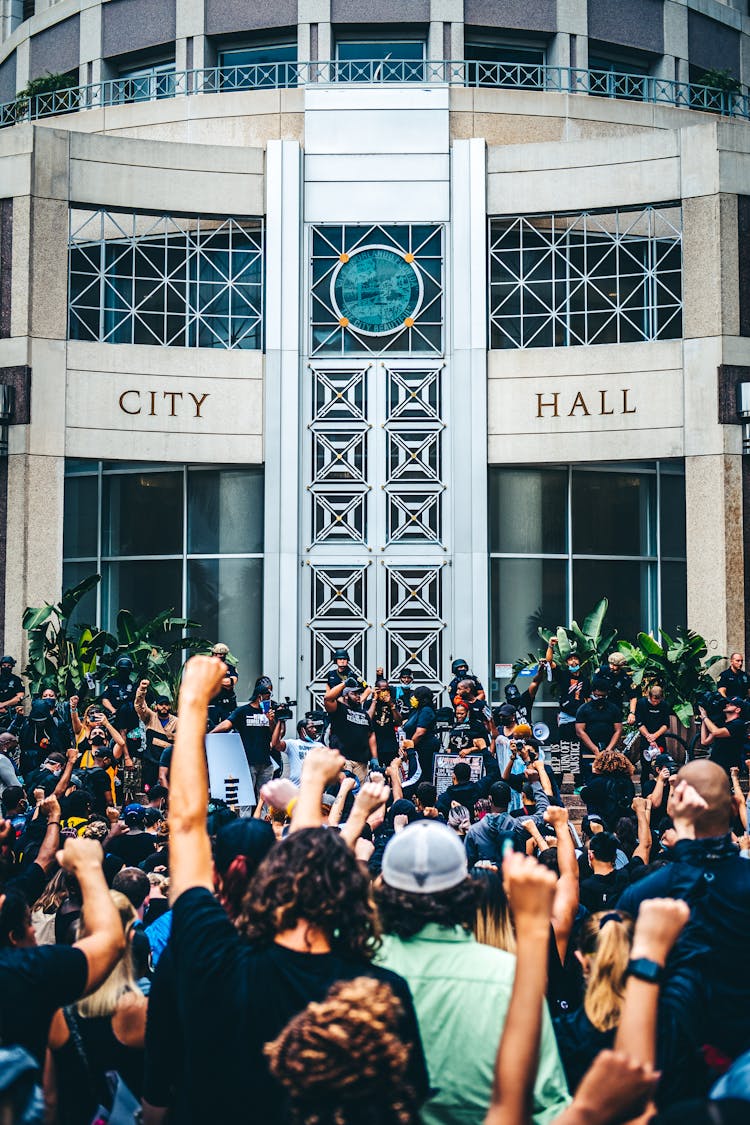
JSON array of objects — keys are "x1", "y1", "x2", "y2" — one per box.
[{"x1": 1, "y1": 641, "x2": 750, "y2": 1125}]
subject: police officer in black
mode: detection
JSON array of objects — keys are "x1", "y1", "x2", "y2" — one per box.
[
  {"x1": 0, "y1": 656, "x2": 24, "y2": 730},
  {"x1": 718, "y1": 653, "x2": 750, "y2": 700},
  {"x1": 599, "y1": 652, "x2": 639, "y2": 724},
  {"x1": 326, "y1": 648, "x2": 364, "y2": 691},
  {"x1": 448, "y1": 658, "x2": 486, "y2": 702},
  {"x1": 101, "y1": 655, "x2": 139, "y2": 733}
]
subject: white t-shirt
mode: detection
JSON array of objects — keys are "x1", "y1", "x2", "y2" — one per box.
[{"x1": 281, "y1": 739, "x2": 324, "y2": 784}]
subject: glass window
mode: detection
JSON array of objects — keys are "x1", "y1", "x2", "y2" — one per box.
[
  {"x1": 489, "y1": 206, "x2": 682, "y2": 350},
  {"x1": 102, "y1": 560, "x2": 183, "y2": 630},
  {"x1": 63, "y1": 460, "x2": 265, "y2": 689},
  {"x1": 488, "y1": 461, "x2": 686, "y2": 700},
  {"x1": 490, "y1": 557, "x2": 567, "y2": 664},
  {"x1": 488, "y1": 467, "x2": 567, "y2": 554},
  {"x1": 219, "y1": 43, "x2": 297, "y2": 90},
  {"x1": 188, "y1": 558, "x2": 263, "y2": 687},
  {"x1": 103, "y1": 472, "x2": 183, "y2": 557},
  {"x1": 660, "y1": 561, "x2": 688, "y2": 638},
  {"x1": 188, "y1": 468, "x2": 264, "y2": 554},
  {"x1": 115, "y1": 62, "x2": 176, "y2": 103},
  {"x1": 572, "y1": 469, "x2": 656, "y2": 557},
  {"x1": 465, "y1": 39, "x2": 545, "y2": 88},
  {"x1": 69, "y1": 209, "x2": 264, "y2": 352},
  {"x1": 573, "y1": 559, "x2": 656, "y2": 642},
  {"x1": 62, "y1": 562, "x2": 99, "y2": 630},
  {"x1": 335, "y1": 40, "x2": 426, "y2": 81},
  {"x1": 63, "y1": 475, "x2": 99, "y2": 558},
  {"x1": 660, "y1": 470, "x2": 686, "y2": 558}
]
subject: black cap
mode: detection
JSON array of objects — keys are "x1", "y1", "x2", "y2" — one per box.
[
  {"x1": 156, "y1": 695, "x2": 171, "y2": 706},
  {"x1": 726, "y1": 696, "x2": 744, "y2": 708}
]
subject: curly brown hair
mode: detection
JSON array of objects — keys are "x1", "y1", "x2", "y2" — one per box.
[
  {"x1": 593, "y1": 749, "x2": 632, "y2": 776},
  {"x1": 237, "y1": 828, "x2": 380, "y2": 961},
  {"x1": 375, "y1": 878, "x2": 481, "y2": 940},
  {"x1": 264, "y1": 977, "x2": 418, "y2": 1125}
]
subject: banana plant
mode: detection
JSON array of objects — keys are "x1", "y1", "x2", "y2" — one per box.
[
  {"x1": 617, "y1": 629, "x2": 724, "y2": 727},
  {"x1": 513, "y1": 597, "x2": 617, "y2": 679},
  {"x1": 96, "y1": 608, "x2": 212, "y2": 701},
  {"x1": 23, "y1": 574, "x2": 108, "y2": 698}
]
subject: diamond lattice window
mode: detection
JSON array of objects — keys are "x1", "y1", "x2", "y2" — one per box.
[
  {"x1": 68, "y1": 209, "x2": 263, "y2": 350},
  {"x1": 489, "y1": 205, "x2": 682, "y2": 349}
]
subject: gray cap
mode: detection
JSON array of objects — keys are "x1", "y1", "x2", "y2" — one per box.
[{"x1": 381, "y1": 821, "x2": 468, "y2": 894}]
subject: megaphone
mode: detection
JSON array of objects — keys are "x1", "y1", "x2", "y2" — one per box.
[{"x1": 532, "y1": 722, "x2": 550, "y2": 743}]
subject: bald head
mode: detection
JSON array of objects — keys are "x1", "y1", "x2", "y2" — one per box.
[{"x1": 671, "y1": 760, "x2": 735, "y2": 836}]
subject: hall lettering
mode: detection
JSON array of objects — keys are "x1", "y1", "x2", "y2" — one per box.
[
  {"x1": 535, "y1": 389, "x2": 636, "y2": 419},
  {"x1": 117, "y1": 390, "x2": 210, "y2": 418}
]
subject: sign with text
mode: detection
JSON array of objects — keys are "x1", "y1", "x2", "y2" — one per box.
[
  {"x1": 546, "y1": 740, "x2": 581, "y2": 776},
  {"x1": 206, "y1": 732, "x2": 256, "y2": 809},
  {"x1": 433, "y1": 753, "x2": 485, "y2": 797}
]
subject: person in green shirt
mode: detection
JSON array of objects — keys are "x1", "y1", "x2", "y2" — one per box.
[{"x1": 376, "y1": 821, "x2": 571, "y2": 1125}]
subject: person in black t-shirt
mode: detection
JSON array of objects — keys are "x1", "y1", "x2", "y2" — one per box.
[
  {"x1": 447, "y1": 658, "x2": 486, "y2": 702},
  {"x1": 544, "y1": 640, "x2": 590, "y2": 743},
  {"x1": 634, "y1": 684, "x2": 672, "y2": 781},
  {"x1": 324, "y1": 681, "x2": 377, "y2": 782},
  {"x1": 600, "y1": 653, "x2": 639, "y2": 723},
  {"x1": 211, "y1": 676, "x2": 280, "y2": 797},
  {"x1": 575, "y1": 675, "x2": 623, "y2": 782},
  {"x1": 367, "y1": 678, "x2": 401, "y2": 766},
  {"x1": 504, "y1": 666, "x2": 543, "y2": 727},
  {"x1": 447, "y1": 701, "x2": 489, "y2": 755},
  {"x1": 0, "y1": 836, "x2": 124, "y2": 1066},
  {"x1": 101, "y1": 656, "x2": 139, "y2": 733},
  {"x1": 718, "y1": 652, "x2": 750, "y2": 699},
  {"x1": 699, "y1": 696, "x2": 748, "y2": 774},
  {"x1": 0, "y1": 655, "x2": 24, "y2": 729},
  {"x1": 166, "y1": 656, "x2": 429, "y2": 1125}
]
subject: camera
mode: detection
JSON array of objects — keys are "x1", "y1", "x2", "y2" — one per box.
[
  {"x1": 695, "y1": 690, "x2": 727, "y2": 725},
  {"x1": 274, "y1": 696, "x2": 297, "y2": 722}
]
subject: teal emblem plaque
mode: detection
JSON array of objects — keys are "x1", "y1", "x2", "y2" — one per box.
[{"x1": 331, "y1": 246, "x2": 423, "y2": 336}]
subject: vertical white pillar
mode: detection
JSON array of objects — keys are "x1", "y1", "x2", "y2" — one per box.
[
  {"x1": 263, "y1": 140, "x2": 302, "y2": 699},
  {"x1": 450, "y1": 138, "x2": 489, "y2": 685}
]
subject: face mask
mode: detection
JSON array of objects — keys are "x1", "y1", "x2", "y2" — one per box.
[
  {"x1": 568, "y1": 664, "x2": 579, "y2": 673},
  {"x1": 410, "y1": 695, "x2": 418, "y2": 709}
]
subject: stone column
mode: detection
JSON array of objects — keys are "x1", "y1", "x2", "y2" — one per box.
[
  {"x1": 682, "y1": 131, "x2": 745, "y2": 656},
  {"x1": 3, "y1": 126, "x2": 69, "y2": 662},
  {"x1": 263, "y1": 140, "x2": 302, "y2": 698},
  {"x1": 661, "y1": 0, "x2": 689, "y2": 84},
  {"x1": 450, "y1": 138, "x2": 489, "y2": 683}
]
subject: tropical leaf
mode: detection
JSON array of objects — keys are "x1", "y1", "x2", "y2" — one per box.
[
  {"x1": 116, "y1": 610, "x2": 138, "y2": 646},
  {"x1": 22, "y1": 604, "x2": 54, "y2": 631},
  {"x1": 59, "y1": 574, "x2": 100, "y2": 618},
  {"x1": 582, "y1": 598, "x2": 609, "y2": 640}
]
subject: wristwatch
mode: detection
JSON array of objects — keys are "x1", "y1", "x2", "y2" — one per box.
[{"x1": 627, "y1": 957, "x2": 664, "y2": 984}]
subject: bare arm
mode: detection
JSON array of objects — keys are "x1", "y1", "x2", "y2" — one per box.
[
  {"x1": 103, "y1": 717, "x2": 125, "y2": 750},
  {"x1": 485, "y1": 854, "x2": 556, "y2": 1125},
  {"x1": 290, "y1": 746, "x2": 345, "y2": 832},
  {"x1": 534, "y1": 758, "x2": 553, "y2": 797},
  {"x1": 327, "y1": 776, "x2": 356, "y2": 827},
  {"x1": 544, "y1": 805, "x2": 579, "y2": 963},
  {"x1": 168, "y1": 656, "x2": 226, "y2": 904},
  {"x1": 323, "y1": 680, "x2": 346, "y2": 714},
  {"x1": 61, "y1": 838, "x2": 127, "y2": 994},
  {"x1": 34, "y1": 796, "x2": 61, "y2": 873},
  {"x1": 339, "y1": 779, "x2": 390, "y2": 850},
  {"x1": 576, "y1": 722, "x2": 598, "y2": 756},
  {"x1": 385, "y1": 757, "x2": 404, "y2": 802},
  {"x1": 615, "y1": 898, "x2": 690, "y2": 1067},
  {"x1": 209, "y1": 717, "x2": 233, "y2": 734},
  {"x1": 604, "y1": 722, "x2": 622, "y2": 754},
  {"x1": 631, "y1": 797, "x2": 652, "y2": 865},
  {"x1": 53, "y1": 747, "x2": 78, "y2": 799},
  {"x1": 730, "y1": 768, "x2": 747, "y2": 829}
]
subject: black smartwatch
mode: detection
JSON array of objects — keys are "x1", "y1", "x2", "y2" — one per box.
[{"x1": 627, "y1": 957, "x2": 664, "y2": 985}]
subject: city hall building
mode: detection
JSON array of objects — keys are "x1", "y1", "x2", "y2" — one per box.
[{"x1": 0, "y1": 0, "x2": 749, "y2": 711}]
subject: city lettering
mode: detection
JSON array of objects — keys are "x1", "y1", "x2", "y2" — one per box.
[
  {"x1": 118, "y1": 390, "x2": 209, "y2": 418},
  {"x1": 535, "y1": 389, "x2": 636, "y2": 419}
]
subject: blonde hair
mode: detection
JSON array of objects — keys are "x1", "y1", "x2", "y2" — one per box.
[
  {"x1": 472, "y1": 870, "x2": 516, "y2": 954},
  {"x1": 511, "y1": 723, "x2": 532, "y2": 741},
  {"x1": 76, "y1": 891, "x2": 143, "y2": 1019},
  {"x1": 33, "y1": 868, "x2": 69, "y2": 914},
  {"x1": 578, "y1": 911, "x2": 634, "y2": 1032}
]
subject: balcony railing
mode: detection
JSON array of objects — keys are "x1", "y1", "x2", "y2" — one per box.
[{"x1": 1, "y1": 60, "x2": 748, "y2": 128}]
